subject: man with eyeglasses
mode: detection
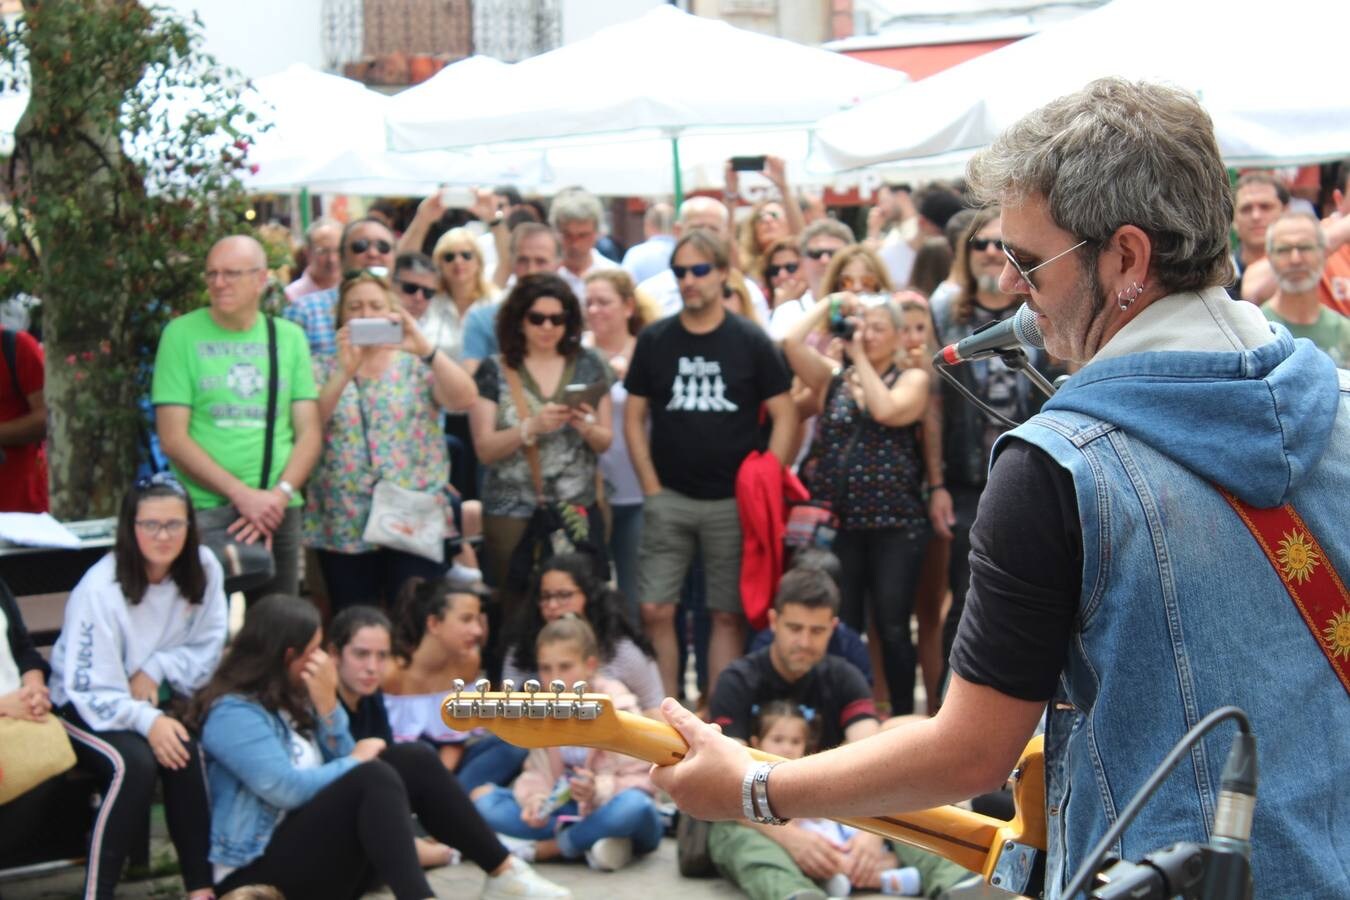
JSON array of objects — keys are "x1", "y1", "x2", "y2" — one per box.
[
  {"x1": 282, "y1": 217, "x2": 396, "y2": 356},
  {"x1": 284, "y1": 217, "x2": 342, "y2": 302},
  {"x1": 153, "y1": 235, "x2": 320, "y2": 601},
  {"x1": 1259, "y1": 212, "x2": 1350, "y2": 367},
  {"x1": 549, "y1": 188, "x2": 619, "y2": 300},
  {"x1": 651, "y1": 78, "x2": 1350, "y2": 900}
]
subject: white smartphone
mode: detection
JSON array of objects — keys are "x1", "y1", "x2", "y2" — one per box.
[
  {"x1": 441, "y1": 186, "x2": 474, "y2": 209},
  {"x1": 348, "y1": 317, "x2": 403, "y2": 346}
]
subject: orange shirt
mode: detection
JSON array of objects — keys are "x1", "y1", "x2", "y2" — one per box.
[{"x1": 1320, "y1": 244, "x2": 1350, "y2": 317}]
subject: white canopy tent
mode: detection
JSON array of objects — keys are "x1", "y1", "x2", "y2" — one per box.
[
  {"x1": 811, "y1": 0, "x2": 1350, "y2": 177},
  {"x1": 385, "y1": 6, "x2": 909, "y2": 197}
]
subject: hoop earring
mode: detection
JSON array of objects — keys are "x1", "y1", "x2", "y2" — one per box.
[{"x1": 1116, "y1": 280, "x2": 1143, "y2": 311}]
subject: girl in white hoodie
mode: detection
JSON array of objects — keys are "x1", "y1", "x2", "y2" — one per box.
[{"x1": 49, "y1": 473, "x2": 227, "y2": 900}]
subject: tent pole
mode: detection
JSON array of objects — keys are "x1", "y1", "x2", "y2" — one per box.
[
  {"x1": 671, "y1": 136, "x2": 683, "y2": 208},
  {"x1": 299, "y1": 187, "x2": 311, "y2": 231}
]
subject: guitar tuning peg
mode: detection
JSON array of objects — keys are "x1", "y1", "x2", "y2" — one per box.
[
  {"x1": 501, "y1": 678, "x2": 516, "y2": 693},
  {"x1": 523, "y1": 679, "x2": 541, "y2": 695},
  {"x1": 548, "y1": 679, "x2": 566, "y2": 694},
  {"x1": 571, "y1": 680, "x2": 588, "y2": 696},
  {"x1": 473, "y1": 678, "x2": 491, "y2": 694},
  {"x1": 452, "y1": 678, "x2": 465, "y2": 694}
]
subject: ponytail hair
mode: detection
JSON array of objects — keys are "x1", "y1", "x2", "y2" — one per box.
[{"x1": 392, "y1": 574, "x2": 486, "y2": 662}]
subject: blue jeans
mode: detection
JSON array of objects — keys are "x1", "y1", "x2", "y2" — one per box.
[
  {"x1": 455, "y1": 735, "x2": 528, "y2": 794},
  {"x1": 474, "y1": 786, "x2": 662, "y2": 858},
  {"x1": 608, "y1": 502, "x2": 643, "y2": 624}
]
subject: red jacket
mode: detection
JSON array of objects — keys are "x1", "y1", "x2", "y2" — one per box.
[{"x1": 736, "y1": 451, "x2": 809, "y2": 630}]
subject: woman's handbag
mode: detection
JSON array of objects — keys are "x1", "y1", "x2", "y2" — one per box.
[
  {"x1": 0, "y1": 715, "x2": 77, "y2": 805},
  {"x1": 198, "y1": 315, "x2": 279, "y2": 594},
  {"x1": 354, "y1": 374, "x2": 449, "y2": 563}
]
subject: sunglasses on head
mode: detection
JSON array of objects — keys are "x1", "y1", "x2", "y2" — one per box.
[
  {"x1": 969, "y1": 238, "x2": 1005, "y2": 252},
  {"x1": 526, "y1": 311, "x2": 567, "y2": 327},
  {"x1": 134, "y1": 471, "x2": 188, "y2": 497},
  {"x1": 441, "y1": 250, "x2": 475, "y2": 263},
  {"x1": 672, "y1": 263, "x2": 714, "y2": 280},
  {"x1": 765, "y1": 262, "x2": 799, "y2": 279},
  {"x1": 348, "y1": 238, "x2": 393, "y2": 255},
  {"x1": 804, "y1": 247, "x2": 836, "y2": 260},
  {"x1": 398, "y1": 281, "x2": 436, "y2": 300}
]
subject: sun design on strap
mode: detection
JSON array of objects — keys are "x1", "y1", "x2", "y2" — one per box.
[
  {"x1": 1324, "y1": 608, "x2": 1350, "y2": 661},
  {"x1": 1276, "y1": 530, "x2": 1320, "y2": 585}
]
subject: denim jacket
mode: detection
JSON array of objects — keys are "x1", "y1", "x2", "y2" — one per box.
[
  {"x1": 200, "y1": 694, "x2": 359, "y2": 868},
  {"x1": 997, "y1": 289, "x2": 1350, "y2": 897}
]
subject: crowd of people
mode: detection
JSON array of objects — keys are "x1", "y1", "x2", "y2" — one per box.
[{"x1": 2, "y1": 135, "x2": 1349, "y2": 900}]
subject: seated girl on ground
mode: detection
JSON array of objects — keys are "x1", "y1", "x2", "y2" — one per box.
[
  {"x1": 328, "y1": 604, "x2": 568, "y2": 897},
  {"x1": 473, "y1": 616, "x2": 662, "y2": 872}
]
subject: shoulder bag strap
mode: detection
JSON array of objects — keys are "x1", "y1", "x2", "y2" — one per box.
[
  {"x1": 259, "y1": 315, "x2": 279, "y2": 490},
  {"x1": 502, "y1": 362, "x2": 545, "y2": 504}
]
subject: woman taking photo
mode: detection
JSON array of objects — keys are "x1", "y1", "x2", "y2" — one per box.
[
  {"x1": 382, "y1": 574, "x2": 527, "y2": 792},
  {"x1": 50, "y1": 474, "x2": 227, "y2": 900},
  {"x1": 784, "y1": 293, "x2": 932, "y2": 714},
  {"x1": 500, "y1": 553, "x2": 662, "y2": 716},
  {"x1": 191, "y1": 596, "x2": 434, "y2": 900},
  {"x1": 327, "y1": 605, "x2": 568, "y2": 897},
  {"x1": 305, "y1": 270, "x2": 478, "y2": 611},
  {"x1": 583, "y1": 271, "x2": 649, "y2": 614},
  {"x1": 469, "y1": 273, "x2": 613, "y2": 595}
]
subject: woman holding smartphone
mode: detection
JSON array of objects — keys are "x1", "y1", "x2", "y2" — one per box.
[{"x1": 304, "y1": 270, "x2": 478, "y2": 611}]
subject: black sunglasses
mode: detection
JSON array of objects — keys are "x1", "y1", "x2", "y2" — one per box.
[
  {"x1": 765, "y1": 262, "x2": 800, "y2": 278},
  {"x1": 441, "y1": 250, "x2": 475, "y2": 263},
  {"x1": 526, "y1": 311, "x2": 567, "y2": 327},
  {"x1": 349, "y1": 238, "x2": 393, "y2": 255},
  {"x1": 969, "y1": 238, "x2": 1005, "y2": 252},
  {"x1": 398, "y1": 282, "x2": 436, "y2": 300},
  {"x1": 804, "y1": 247, "x2": 836, "y2": 260},
  {"x1": 671, "y1": 263, "x2": 714, "y2": 280}
]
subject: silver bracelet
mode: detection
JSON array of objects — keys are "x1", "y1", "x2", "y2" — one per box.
[
  {"x1": 741, "y1": 762, "x2": 759, "y2": 822},
  {"x1": 749, "y1": 762, "x2": 789, "y2": 825}
]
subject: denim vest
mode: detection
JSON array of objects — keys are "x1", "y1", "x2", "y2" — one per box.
[{"x1": 999, "y1": 331, "x2": 1350, "y2": 898}]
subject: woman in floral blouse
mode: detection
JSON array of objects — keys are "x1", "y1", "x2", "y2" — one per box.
[{"x1": 304, "y1": 271, "x2": 478, "y2": 611}]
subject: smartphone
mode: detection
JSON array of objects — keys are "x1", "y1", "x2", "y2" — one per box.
[
  {"x1": 730, "y1": 155, "x2": 766, "y2": 172},
  {"x1": 562, "y1": 382, "x2": 607, "y2": 409},
  {"x1": 440, "y1": 186, "x2": 474, "y2": 208},
  {"x1": 348, "y1": 317, "x2": 403, "y2": 346}
]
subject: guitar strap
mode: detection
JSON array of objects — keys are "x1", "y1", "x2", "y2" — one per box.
[{"x1": 1218, "y1": 486, "x2": 1350, "y2": 696}]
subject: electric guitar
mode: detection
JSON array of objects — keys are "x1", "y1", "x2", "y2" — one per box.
[{"x1": 442, "y1": 679, "x2": 1046, "y2": 897}]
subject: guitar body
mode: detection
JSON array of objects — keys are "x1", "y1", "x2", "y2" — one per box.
[{"x1": 443, "y1": 683, "x2": 1046, "y2": 896}]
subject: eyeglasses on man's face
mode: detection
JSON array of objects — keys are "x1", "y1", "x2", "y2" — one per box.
[
  {"x1": 672, "y1": 263, "x2": 714, "y2": 280},
  {"x1": 398, "y1": 281, "x2": 436, "y2": 300},
  {"x1": 203, "y1": 267, "x2": 262, "y2": 285},
  {"x1": 1001, "y1": 239, "x2": 1089, "y2": 292}
]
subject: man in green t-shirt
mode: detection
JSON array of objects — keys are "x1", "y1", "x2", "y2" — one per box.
[
  {"x1": 1259, "y1": 211, "x2": 1350, "y2": 369},
  {"x1": 152, "y1": 235, "x2": 321, "y2": 599}
]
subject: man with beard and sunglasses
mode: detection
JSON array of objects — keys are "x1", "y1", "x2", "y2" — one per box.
[
  {"x1": 650, "y1": 78, "x2": 1350, "y2": 900},
  {"x1": 283, "y1": 217, "x2": 396, "y2": 356}
]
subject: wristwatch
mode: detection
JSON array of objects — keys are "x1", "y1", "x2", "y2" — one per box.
[{"x1": 276, "y1": 480, "x2": 295, "y2": 500}]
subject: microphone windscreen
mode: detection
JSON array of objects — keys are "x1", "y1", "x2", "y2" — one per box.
[{"x1": 1011, "y1": 303, "x2": 1044, "y2": 350}]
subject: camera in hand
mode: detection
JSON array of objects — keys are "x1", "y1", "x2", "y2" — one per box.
[
  {"x1": 349, "y1": 317, "x2": 403, "y2": 346},
  {"x1": 829, "y1": 293, "x2": 890, "y2": 341}
]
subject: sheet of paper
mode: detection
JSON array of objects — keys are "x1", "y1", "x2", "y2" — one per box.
[{"x1": 0, "y1": 512, "x2": 83, "y2": 549}]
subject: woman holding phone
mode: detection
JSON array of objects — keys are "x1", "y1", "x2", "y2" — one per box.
[
  {"x1": 468, "y1": 273, "x2": 613, "y2": 596},
  {"x1": 304, "y1": 270, "x2": 478, "y2": 611}
]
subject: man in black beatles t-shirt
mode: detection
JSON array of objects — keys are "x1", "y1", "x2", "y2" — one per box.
[{"x1": 624, "y1": 228, "x2": 795, "y2": 700}]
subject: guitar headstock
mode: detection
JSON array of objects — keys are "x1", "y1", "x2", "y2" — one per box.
[{"x1": 440, "y1": 678, "x2": 630, "y2": 753}]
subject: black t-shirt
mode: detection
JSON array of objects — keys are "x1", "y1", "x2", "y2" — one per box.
[
  {"x1": 709, "y1": 646, "x2": 876, "y2": 751},
  {"x1": 624, "y1": 313, "x2": 791, "y2": 499},
  {"x1": 949, "y1": 438, "x2": 1082, "y2": 701},
  {"x1": 339, "y1": 690, "x2": 394, "y2": 744}
]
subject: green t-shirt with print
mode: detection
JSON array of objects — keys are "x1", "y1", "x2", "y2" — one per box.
[
  {"x1": 151, "y1": 308, "x2": 318, "y2": 510},
  {"x1": 1261, "y1": 303, "x2": 1350, "y2": 369}
]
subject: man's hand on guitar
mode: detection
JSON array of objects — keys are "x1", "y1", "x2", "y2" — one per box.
[{"x1": 649, "y1": 697, "x2": 751, "y2": 820}]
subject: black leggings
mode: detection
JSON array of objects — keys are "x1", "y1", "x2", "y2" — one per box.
[
  {"x1": 380, "y1": 741, "x2": 509, "y2": 873},
  {"x1": 216, "y1": 760, "x2": 432, "y2": 900},
  {"x1": 833, "y1": 526, "x2": 927, "y2": 714},
  {"x1": 60, "y1": 706, "x2": 212, "y2": 900}
]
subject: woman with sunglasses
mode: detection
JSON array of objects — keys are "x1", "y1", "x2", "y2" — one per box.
[
  {"x1": 305, "y1": 270, "x2": 478, "y2": 612},
  {"x1": 726, "y1": 155, "x2": 805, "y2": 280},
  {"x1": 425, "y1": 227, "x2": 501, "y2": 364},
  {"x1": 468, "y1": 273, "x2": 613, "y2": 599},
  {"x1": 758, "y1": 237, "x2": 808, "y2": 314},
  {"x1": 49, "y1": 474, "x2": 227, "y2": 900}
]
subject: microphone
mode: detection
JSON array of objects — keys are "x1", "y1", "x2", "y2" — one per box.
[
  {"x1": 938, "y1": 303, "x2": 1043, "y2": 364},
  {"x1": 1201, "y1": 731, "x2": 1257, "y2": 900}
]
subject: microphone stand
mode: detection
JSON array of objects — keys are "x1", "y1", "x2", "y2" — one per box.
[{"x1": 997, "y1": 348, "x2": 1057, "y2": 399}]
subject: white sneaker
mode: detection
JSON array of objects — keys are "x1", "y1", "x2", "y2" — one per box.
[
  {"x1": 583, "y1": 837, "x2": 633, "y2": 872},
  {"x1": 495, "y1": 833, "x2": 537, "y2": 863},
  {"x1": 481, "y1": 854, "x2": 571, "y2": 898}
]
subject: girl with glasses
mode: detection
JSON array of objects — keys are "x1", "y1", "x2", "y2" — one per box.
[
  {"x1": 305, "y1": 270, "x2": 478, "y2": 613},
  {"x1": 49, "y1": 475, "x2": 227, "y2": 900}
]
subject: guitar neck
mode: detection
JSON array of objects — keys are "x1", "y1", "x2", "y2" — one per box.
[{"x1": 601, "y1": 709, "x2": 1006, "y2": 874}]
